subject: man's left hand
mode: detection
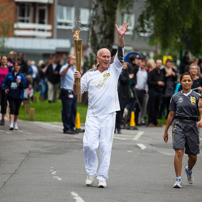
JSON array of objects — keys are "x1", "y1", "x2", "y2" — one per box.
[{"x1": 115, "y1": 21, "x2": 129, "y2": 37}]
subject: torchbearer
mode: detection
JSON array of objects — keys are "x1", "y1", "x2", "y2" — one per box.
[{"x1": 73, "y1": 22, "x2": 129, "y2": 188}]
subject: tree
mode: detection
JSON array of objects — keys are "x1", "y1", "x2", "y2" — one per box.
[
  {"x1": 136, "y1": 0, "x2": 202, "y2": 56},
  {"x1": 81, "y1": 0, "x2": 132, "y2": 103},
  {"x1": 85, "y1": 0, "x2": 133, "y2": 70}
]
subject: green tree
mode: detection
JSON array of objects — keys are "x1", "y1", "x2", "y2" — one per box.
[
  {"x1": 85, "y1": 0, "x2": 133, "y2": 68},
  {"x1": 137, "y1": 0, "x2": 202, "y2": 56}
]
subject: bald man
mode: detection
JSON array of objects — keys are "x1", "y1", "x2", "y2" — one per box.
[
  {"x1": 74, "y1": 22, "x2": 129, "y2": 188},
  {"x1": 60, "y1": 55, "x2": 78, "y2": 134}
]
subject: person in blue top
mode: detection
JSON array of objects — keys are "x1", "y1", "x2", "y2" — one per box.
[
  {"x1": 2, "y1": 61, "x2": 28, "y2": 130},
  {"x1": 59, "y1": 55, "x2": 77, "y2": 134}
]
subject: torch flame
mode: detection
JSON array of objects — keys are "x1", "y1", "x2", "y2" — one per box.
[{"x1": 73, "y1": 30, "x2": 80, "y2": 40}]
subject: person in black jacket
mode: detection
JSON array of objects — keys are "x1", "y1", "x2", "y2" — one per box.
[
  {"x1": 115, "y1": 62, "x2": 134, "y2": 133},
  {"x1": 2, "y1": 61, "x2": 28, "y2": 130},
  {"x1": 128, "y1": 54, "x2": 139, "y2": 88},
  {"x1": 160, "y1": 59, "x2": 177, "y2": 118},
  {"x1": 46, "y1": 55, "x2": 61, "y2": 103},
  {"x1": 147, "y1": 59, "x2": 165, "y2": 127},
  {"x1": 180, "y1": 50, "x2": 190, "y2": 74}
]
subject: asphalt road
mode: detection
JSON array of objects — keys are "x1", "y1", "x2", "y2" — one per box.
[{"x1": 0, "y1": 120, "x2": 202, "y2": 202}]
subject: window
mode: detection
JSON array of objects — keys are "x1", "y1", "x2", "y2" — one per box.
[
  {"x1": 57, "y1": 5, "x2": 75, "y2": 29},
  {"x1": 17, "y1": 4, "x2": 31, "y2": 23},
  {"x1": 119, "y1": 13, "x2": 135, "y2": 35},
  {"x1": 79, "y1": 8, "x2": 90, "y2": 31}
]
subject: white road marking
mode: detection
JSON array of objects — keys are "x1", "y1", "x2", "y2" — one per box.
[
  {"x1": 114, "y1": 137, "x2": 126, "y2": 140},
  {"x1": 53, "y1": 176, "x2": 62, "y2": 181},
  {"x1": 71, "y1": 192, "x2": 85, "y2": 202},
  {"x1": 137, "y1": 143, "x2": 146, "y2": 150},
  {"x1": 50, "y1": 167, "x2": 62, "y2": 181},
  {"x1": 51, "y1": 171, "x2": 57, "y2": 175},
  {"x1": 133, "y1": 131, "x2": 144, "y2": 141},
  {"x1": 200, "y1": 138, "x2": 202, "y2": 141},
  {"x1": 127, "y1": 151, "x2": 132, "y2": 153}
]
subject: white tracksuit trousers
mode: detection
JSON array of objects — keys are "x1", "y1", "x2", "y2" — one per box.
[{"x1": 83, "y1": 112, "x2": 116, "y2": 180}]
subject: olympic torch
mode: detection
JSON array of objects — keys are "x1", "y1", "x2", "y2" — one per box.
[{"x1": 73, "y1": 31, "x2": 82, "y2": 102}]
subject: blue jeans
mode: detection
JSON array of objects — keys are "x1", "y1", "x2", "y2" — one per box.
[
  {"x1": 40, "y1": 80, "x2": 48, "y2": 100},
  {"x1": 60, "y1": 90, "x2": 77, "y2": 131}
]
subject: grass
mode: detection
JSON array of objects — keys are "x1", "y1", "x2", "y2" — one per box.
[
  {"x1": 19, "y1": 93, "x2": 167, "y2": 125},
  {"x1": 19, "y1": 93, "x2": 88, "y2": 123}
]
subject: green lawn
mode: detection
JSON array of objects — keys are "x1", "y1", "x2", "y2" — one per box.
[
  {"x1": 19, "y1": 93, "x2": 167, "y2": 125},
  {"x1": 19, "y1": 94, "x2": 88, "y2": 123}
]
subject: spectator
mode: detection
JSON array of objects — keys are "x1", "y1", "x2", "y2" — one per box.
[
  {"x1": 30, "y1": 60, "x2": 38, "y2": 91},
  {"x1": 2, "y1": 61, "x2": 28, "y2": 130},
  {"x1": 198, "y1": 58, "x2": 202, "y2": 74},
  {"x1": 115, "y1": 61, "x2": 132, "y2": 133},
  {"x1": 59, "y1": 55, "x2": 77, "y2": 134},
  {"x1": 7, "y1": 51, "x2": 16, "y2": 69},
  {"x1": 39, "y1": 63, "x2": 48, "y2": 100},
  {"x1": 0, "y1": 55, "x2": 9, "y2": 125},
  {"x1": 24, "y1": 75, "x2": 34, "y2": 100},
  {"x1": 160, "y1": 59, "x2": 177, "y2": 118},
  {"x1": 128, "y1": 54, "x2": 139, "y2": 87},
  {"x1": 147, "y1": 59, "x2": 156, "y2": 72},
  {"x1": 134, "y1": 58, "x2": 148, "y2": 125},
  {"x1": 18, "y1": 52, "x2": 28, "y2": 75},
  {"x1": 46, "y1": 55, "x2": 61, "y2": 103},
  {"x1": 184, "y1": 57, "x2": 198, "y2": 73},
  {"x1": 147, "y1": 59, "x2": 165, "y2": 127},
  {"x1": 180, "y1": 50, "x2": 190, "y2": 74},
  {"x1": 174, "y1": 75, "x2": 181, "y2": 94}
]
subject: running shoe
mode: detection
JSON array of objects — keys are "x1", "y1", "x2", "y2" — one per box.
[
  {"x1": 14, "y1": 123, "x2": 18, "y2": 130},
  {"x1": 85, "y1": 175, "x2": 95, "y2": 186},
  {"x1": 184, "y1": 166, "x2": 194, "y2": 184},
  {"x1": 98, "y1": 180, "x2": 107, "y2": 188},
  {"x1": 173, "y1": 180, "x2": 182, "y2": 188}
]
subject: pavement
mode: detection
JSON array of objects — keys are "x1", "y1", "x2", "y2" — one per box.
[{"x1": 0, "y1": 120, "x2": 202, "y2": 202}]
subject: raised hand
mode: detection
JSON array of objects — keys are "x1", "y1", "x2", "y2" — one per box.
[{"x1": 115, "y1": 21, "x2": 130, "y2": 37}]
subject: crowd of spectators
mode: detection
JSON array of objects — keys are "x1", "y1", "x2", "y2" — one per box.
[
  {"x1": 0, "y1": 51, "x2": 64, "y2": 130},
  {"x1": 0, "y1": 49, "x2": 202, "y2": 132},
  {"x1": 115, "y1": 51, "x2": 202, "y2": 133}
]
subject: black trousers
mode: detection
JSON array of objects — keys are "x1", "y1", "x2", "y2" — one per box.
[
  {"x1": 0, "y1": 87, "x2": 7, "y2": 114},
  {"x1": 8, "y1": 98, "x2": 22, "y2": 115},
  {"x1": 116, "y1": 108, "x2": 124, "y2": 130},
  {"x1": 60, "y1": 89, "x2": 77, "y2": 131},
  {"x1": 147, "y1": 92, "x2": 161, "y2": 125}
]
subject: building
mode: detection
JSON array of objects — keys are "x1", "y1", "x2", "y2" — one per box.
[{"x1": 0, "y1": 0, "x2": 157, "y2": 63}]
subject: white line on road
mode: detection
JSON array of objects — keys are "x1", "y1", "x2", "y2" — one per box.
[
  {"x1": 114, "y1": 137, "x2": 126, "y2": 140},
  {"x1": 53, "y1": 176, "x2": 62, "y2": 181},
  {"x1": 51, "y1": 171, "x2": 57, "y2": 175},
  {"x1": 71, "y1": 192, "x2": 85, "y2": 202},
  {"x1": 200, "y1": 138, "x2": 202, "y2": 141},
  {"x1": 133, "y1": 131, "x2": 144, "y2": 141},
  {"x1": 137, "y1": 143, "x2": 146, "y2": 150}
]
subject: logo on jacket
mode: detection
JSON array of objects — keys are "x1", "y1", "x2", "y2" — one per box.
[
  {"x1": 103, "y1": 73, "x2": 110, "y2": 77},
  {"x1": 190, "y1": 96, "x2": 196, "y2": 105}
]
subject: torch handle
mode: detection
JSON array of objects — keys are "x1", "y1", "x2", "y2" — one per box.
[{"x1": 76, "y1": 78, "x2": 81, "y2": 102}]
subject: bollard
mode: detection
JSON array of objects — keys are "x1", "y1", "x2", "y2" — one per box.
[
  {"x1": 33, "y1": 96, "x2": 37, "y2": 103},
  {"x1": 40, "y1": 95, "x2": 44, "y2": 102},
  {"x1": 30, "y1": 108, "x2": 35, "y2": 121},
  {"x1": 24, "y1": 104, "x2": 29, "y2": 114}
]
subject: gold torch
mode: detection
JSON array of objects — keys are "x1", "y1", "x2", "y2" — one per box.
[{"x1": 73, "y1": 30, "x2": 82, "y2": 102}]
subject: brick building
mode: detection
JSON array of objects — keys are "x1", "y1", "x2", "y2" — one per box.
[{"x1": 0, "y1": 0, "x2": 157, "y2": 63}]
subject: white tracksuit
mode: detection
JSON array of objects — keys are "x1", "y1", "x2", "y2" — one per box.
[{"x1": 81, "y1": 47, "x2": 124, "y2": 180}]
